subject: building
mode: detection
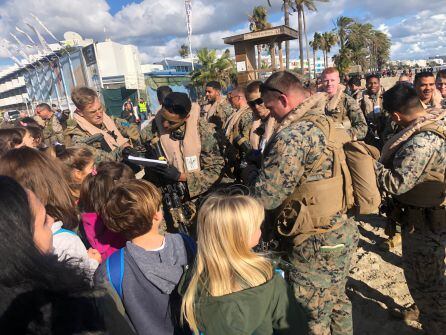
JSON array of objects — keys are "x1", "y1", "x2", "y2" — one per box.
[
  {"x1": 0, "y1": 33, "x2": 146, "y2": 116},
  {"x1": 154, "y1": 59, "x2": 199, "y2": 73}
]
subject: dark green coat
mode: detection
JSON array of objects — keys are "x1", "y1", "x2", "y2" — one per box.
[{"x1": 194, "y1": 274, "x2": 308, "y2": 335}]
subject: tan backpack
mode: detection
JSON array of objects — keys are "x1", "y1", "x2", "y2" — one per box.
[{"x1": 344, "y1": 141, "x2": 381, "y2": 215}]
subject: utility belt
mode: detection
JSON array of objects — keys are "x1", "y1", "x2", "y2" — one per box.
[{"x1": 394, "y1": 201, "x2": 446, "y2": 234}]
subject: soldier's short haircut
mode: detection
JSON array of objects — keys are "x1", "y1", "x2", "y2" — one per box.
[
  {"x1": 383, "y1": 82, "x2": 421, "y2": 115},
  {"x1": 414, "y1": 71, "x2": 434, "y2": 85},
  {"x1": 230, "y1": 86, "x2": 246, "y2": 98},
  {"x1": 156, "y1": 86, "x2": 173, "y2": 105},
  {"x1": 262, "y1": 71, "x2": 304, "y2": 95},
  {"x1": 71, "y1": 87, "x2": 98, "y2": 110},
  {"x1": 321, "y1": 67, "x2": 339, "y2": 77},
  {"x1": 348, "y1": 77, "x2": 361, "y2": 87},
  {"x1": 436, "y1": 69, "x2": 446, "y2": 80},
  {"x1": 246, "y1": 80, "x2": 262, "y2": 94},
  {"x1": 206, "y1": 81, "x2": 221, "y2": 91},
  {"x1": 36, "y1": 103, "x2": 51, "y2": 111},
  {"x1": 366, "y1": 74, "x2": 380, "y2": 83}
]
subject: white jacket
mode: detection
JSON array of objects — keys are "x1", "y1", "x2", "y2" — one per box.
[{"x1": 51, "y1": 221, "x2": 99, "y2": 277}]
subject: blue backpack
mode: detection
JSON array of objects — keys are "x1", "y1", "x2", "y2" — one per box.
[{"x1": 106, "y1": 233, "x2": 196, "y2": 299}]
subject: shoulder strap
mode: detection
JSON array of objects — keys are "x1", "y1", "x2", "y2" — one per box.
[
  {"x1": 106, "y1": 248, "x2": 125, "y2": 300},
  {"x1": 53, "y1": 228, "x2": 77, "y2": 236},
  {"x1": 418, "y1": 122, "x2": 446, "y2": 139},
  {"x1": 179, "y1": 233, "x2": 196, "y2": 265}
]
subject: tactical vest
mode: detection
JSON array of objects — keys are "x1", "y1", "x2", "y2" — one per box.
[
  {"x1": 276, "y1": 114, "x2": 354, "y2": 245},
  {"x1": 395, "y1": 122, "x2": 446, "y2": 208},
  {"x1": 224, "y1": 105, "x2": 252, "y2": 144}
]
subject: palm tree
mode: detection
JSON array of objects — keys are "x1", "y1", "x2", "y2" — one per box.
[
  {"x1": 178, "y1": 44, "x2": 189, "y2": 58},
  {"x1": 294, "y1": 0, "x2": 329, "y2": 75},
  {"x1": 267, "y1": 0, "x2": 291, "y2": 69},
  {"x1": 335, "y1": 16, "x2": 354, "y2": 50},
  {"x1": 191, "y1": 48, "x2": 236, "y2": 88},
  {"x1": 309, "y1": 32, "x2": 322, "y2": 78},
  {"x1": 249, "y1": 6, "x2": 272, "y2": 72},
  {"x1": 321, "y1": 31, "x2": 337, "y2": 67}
]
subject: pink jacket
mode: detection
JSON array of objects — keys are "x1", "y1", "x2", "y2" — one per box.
[{"x1": 81, "y1": 212, "x2": 126, "y2": 262}]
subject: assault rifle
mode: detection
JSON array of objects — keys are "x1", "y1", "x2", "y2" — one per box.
[
  {"x1": 82, "y1": 133, "x2": 112, "y2": 152},
  {"x1": 145, "y1": 136, "x2": 195, "y2": 235}
]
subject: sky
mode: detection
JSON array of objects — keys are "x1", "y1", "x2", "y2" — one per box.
[{"x1": 0, "y1": 0, "x2": 445, "y2": 69}]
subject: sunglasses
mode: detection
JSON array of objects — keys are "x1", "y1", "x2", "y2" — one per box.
[
  {"x1": 259, "y1": 83, "x2": 285, "y2": 95},
  {"x1": 248, "y1": 97, "x2": 264, "y2": 108}
]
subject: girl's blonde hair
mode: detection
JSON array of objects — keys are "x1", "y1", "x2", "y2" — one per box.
[{"x1": 181, "y1": 194, "x2": 273, "y2": 334}]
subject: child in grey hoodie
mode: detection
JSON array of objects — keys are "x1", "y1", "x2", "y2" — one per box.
[{"x1": 94, "y1": 179, "x2": 194, "y2": 335}]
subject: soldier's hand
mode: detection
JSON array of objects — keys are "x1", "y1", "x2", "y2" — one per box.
[{"x1": 151, "y1": 164, "x2": 181, "y2": 182}]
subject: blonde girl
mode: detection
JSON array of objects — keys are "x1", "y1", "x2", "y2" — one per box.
[{"x1": 181, "y1": 194, "x2": 307, "y2": 335}]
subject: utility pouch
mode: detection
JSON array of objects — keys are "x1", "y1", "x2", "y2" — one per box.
[
  {"x1": 277, "y1": 201, "x2": 313, "y2": 239},
  {"x1": 405, "y1": 207, "x2": 426, "y2": 233},
  {"x1": 426, "y1": 207, "x2": 446, "y2": 234}
]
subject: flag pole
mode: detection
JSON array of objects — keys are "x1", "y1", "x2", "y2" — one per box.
[{"x1": 184, "y1": 0, "x2": 194, "y2": 71}]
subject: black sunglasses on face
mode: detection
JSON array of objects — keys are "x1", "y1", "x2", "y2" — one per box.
[
  {"x1": 248, "y1": 98, "x2": 264, "y2": 108},
  {"x1": 259, "y1": 83, "x2": 285, "y2": 95}
]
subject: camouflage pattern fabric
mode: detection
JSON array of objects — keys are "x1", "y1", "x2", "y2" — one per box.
[
  {"x1": 113, "y1": 117, "x2": 141, "y2": 145},
  {"x1": 376, "y1": 120, "x2": 446, "y2": 334},
  {"x1": 187, "y1": 117, "x2": 229, "y2": 198},
  {"x1": 204, "y1": 97, "x2": 234, "y2": 129},
  {"x1": 247, "y1": 97, "x2": 358, "y2": 335},
  {"x1": 325, "y1": 92, "x2": 368, "y2": 141},
  {"x1": 375, "y1": 126, "x2": 446, "y2": 195},
  {"x1": 142, "y1": 117, "x2": 230, "y2": 198},
  {"x1": 289, "y1": 219, "x2": 359, "y2": 335},
  {"x1": 64, "y1": 118, "x2": 123, "y2": 163},
  {"x1": 401, "y1": 221, "x2": 446, "y2": 335},
  {"x1": 35, "y1": 114, "x2": 64, "y2": 145}
]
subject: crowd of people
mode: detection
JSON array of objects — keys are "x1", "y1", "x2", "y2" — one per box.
[{"x1": 0, "y1": 67, "x2": 444, "y2": 335}]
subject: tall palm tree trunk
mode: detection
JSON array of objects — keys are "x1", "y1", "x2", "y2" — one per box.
[
  {"x1": 297, "y1": 8, "x2": 304, "y2": 74},
  {"x1": 257, "y1": 45, "x2": 262, "y2": 75},
  {"x1": 284, "y1": 0, "x2": 290, "y2": 70},
  {"x1": 302, "y1": 9, "x2": 311, "y2": 79},
  {"x1": 312, "y1": 48, "x2": 316, "y2": 79}
]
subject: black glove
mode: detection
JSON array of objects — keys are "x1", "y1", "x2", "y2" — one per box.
[{"x1": 150, "y1": 164, "x2": 181, "y2": 182}]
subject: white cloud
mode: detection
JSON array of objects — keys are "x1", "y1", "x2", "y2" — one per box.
[{"x1": 0, "y1": 0, "x2": 446, "y2": 65}]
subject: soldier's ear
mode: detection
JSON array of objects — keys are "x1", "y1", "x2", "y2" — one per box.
[{"x1": 391, "y1": 112, "x2": 401, "y2": 123}]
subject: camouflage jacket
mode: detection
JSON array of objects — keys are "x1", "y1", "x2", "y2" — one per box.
[
  {"x1": 143, "y1": 117, "x2": 228, "y2": 198},
  {"x1": 325, "y1": 92, "x2": 368, "y2": 141},
  {"x1": 64, "y1": 118, "x2": 126, "y2": 163},
  {"x1": 202, "y1": 97, "x2": 234, "y2": 129},
  {"x1": 34, "y1": 114, "x2": 64, "y2": 145},
  {"x1": 375, "y1": 117, "x2": 446, "y2": 197},
  {"x1": 247, "y1": 94, "x2": 343, "y2": 222}
]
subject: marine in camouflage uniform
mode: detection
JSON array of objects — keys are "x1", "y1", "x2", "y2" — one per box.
[
  {"x1": 64, "y1": 116, "x2": 130, "y2": 163},
  {"x1": 325, "y1": 88, "x2": 368, "y2": 141},
  {"x1": 376, "y1": 84, "x2": 446, "y2": 335},
  {"x1": 34, "y1": 113, "x2": 64, "y2": 145},
  {"x1": 142, "y1": 112, "x2": 228, "y2": 198},
  {"x1": 244, "y1": 72, "x2": 358, "y2": 335},
  {"x1": 141, "y1": 93, "x2": 229, "y2": 199},
  {"x1": 202, "y1": 96, "x2": 233, "y2": 129}
]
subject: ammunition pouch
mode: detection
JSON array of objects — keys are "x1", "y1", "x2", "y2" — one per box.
[{"x1": 397, "y1": 203, "x2": 446, "y2": 235}]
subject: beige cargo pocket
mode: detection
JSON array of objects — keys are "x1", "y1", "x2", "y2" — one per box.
[{"x1": 277, "y1": 201, "x2": 313, "y2": 238}]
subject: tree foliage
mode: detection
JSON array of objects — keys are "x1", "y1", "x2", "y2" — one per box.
[
  {"x1": 179, "y1": 44, "x2": 189, "y2": 58},
  {"x1": 190, "y1": 48, "x2": 236, "y2": 88},
  {"x1": 327, "y1": 17, "x2": 392, "y2": 75}
]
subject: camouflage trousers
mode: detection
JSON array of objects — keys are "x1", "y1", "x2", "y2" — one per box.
[
  {"x1": 401, "y1": 213, "x2": 446, "y2": 335},
  {"x1": 288, "y1": 218, "x2": 359, "y2": 335}
]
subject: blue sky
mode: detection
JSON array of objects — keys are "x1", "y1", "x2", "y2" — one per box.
[{"x1": 1, "y1": 0, "x2": 445, "y2": 69}]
